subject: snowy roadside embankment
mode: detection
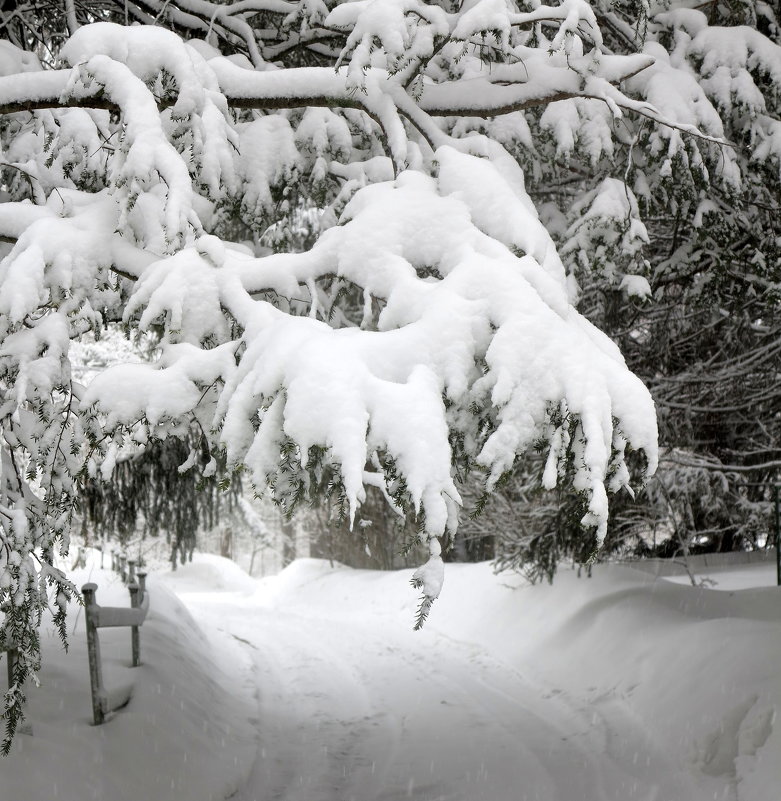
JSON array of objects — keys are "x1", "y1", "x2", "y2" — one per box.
[
  {"x1": 446, "y1": 560, "x2": 781, "y2": 801},
  {"x1": 234, "y1": 555, "x2": 780, "y2": 801},
  {"x1": 0, "y1": 552, "x2": 256, "y2": 801}
]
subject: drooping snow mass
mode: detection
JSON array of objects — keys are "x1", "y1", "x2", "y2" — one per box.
[{"x1": 3, "y1": 0, "x2": 778, "y2": 746}]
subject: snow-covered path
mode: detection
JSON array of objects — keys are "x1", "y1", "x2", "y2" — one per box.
[
  {"x1": 200, "y1": 601, "x2": 611, "y2": 801},
  {"x1": 4, "y1": 553, "x2": 776, "y2": 801},
  {"x1": 163, "y1": 559, "x2": 750, "y2": 801}
]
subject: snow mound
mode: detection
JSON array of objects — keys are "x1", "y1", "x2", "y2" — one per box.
[
  {"x1": 249, "y1": 556, "x2": 781, "y2": 800},
  {"x1": 158, "y1": 552, "x2": 259, "y2": 593}
]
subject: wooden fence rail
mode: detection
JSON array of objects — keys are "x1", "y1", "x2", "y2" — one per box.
[{"x1": 82, "y1": 571, "x2": 149, "y2": 725}]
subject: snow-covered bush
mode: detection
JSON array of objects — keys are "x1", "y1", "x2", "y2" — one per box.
[{"x1": 8, "y1": 0, "x2": 778, "y2": 745}]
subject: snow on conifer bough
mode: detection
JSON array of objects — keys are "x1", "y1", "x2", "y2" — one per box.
[{"x1": 3, "y1": 0, "x2": 777, "y2": 748}]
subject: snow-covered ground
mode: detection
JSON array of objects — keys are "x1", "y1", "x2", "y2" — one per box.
[{"x1": 2, "y1": 552, "x2": 779, "y2": 801}]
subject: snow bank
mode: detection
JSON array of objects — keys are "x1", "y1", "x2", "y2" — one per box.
[
  {"x1": 158, "y1": 552, "x2": 260, "y2": 594},
  {"x1": 254, "y1": 556, "x2": 781, "y2": 800},
  {"x1": 0, "y1": 552, "x2": 256, "y2": 800}
]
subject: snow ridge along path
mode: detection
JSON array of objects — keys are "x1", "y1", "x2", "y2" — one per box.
[{"x1": 161, "y1": 555, "x2": 781, "y2": 801}]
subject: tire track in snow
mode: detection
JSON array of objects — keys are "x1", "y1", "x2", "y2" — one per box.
[{"x1": 188, "y1": 597, "x2": 619, "y2": 800}]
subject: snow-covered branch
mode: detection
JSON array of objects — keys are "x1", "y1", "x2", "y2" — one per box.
[{"x1": 6, "y1": 0, "x2": 778, "y2": 745}]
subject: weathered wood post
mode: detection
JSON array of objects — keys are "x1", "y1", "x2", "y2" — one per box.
[
  {"x1": 137, "y1": 570, "x2": 147, "y2": 599},
  {"x1": 127, "y1": 559, "x2": 137, "y2": 585},
  {"x1": 120, "y1": 554, "x2": 127, "y2": 584},
  {"x1": 128, "y1": 583, "x2": 141, "y2": 667},
  {"x1": 82, "y1": 583, "x2": 105, "y2": 725}
]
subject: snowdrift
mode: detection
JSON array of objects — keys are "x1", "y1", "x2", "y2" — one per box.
[{"x1": 255, "y1": 556, "x2": 781, "y2": 800}]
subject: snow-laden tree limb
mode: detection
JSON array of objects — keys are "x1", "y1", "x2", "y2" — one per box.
[{"x1": 11, "y1": 0, "x2": 780, "y2": 746}]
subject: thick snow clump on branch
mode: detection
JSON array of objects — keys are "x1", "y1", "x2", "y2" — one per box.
[
  {"x1": 0, "y1": 16, "x2": 666, "y2": 617},
  {"x1": 25, "y1": 0, "x2": 781, "y2": 740}
]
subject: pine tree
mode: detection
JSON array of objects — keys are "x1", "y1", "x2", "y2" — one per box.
[{"x1": 10, "y1": 0, "x2": 777, "y2": 745}]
